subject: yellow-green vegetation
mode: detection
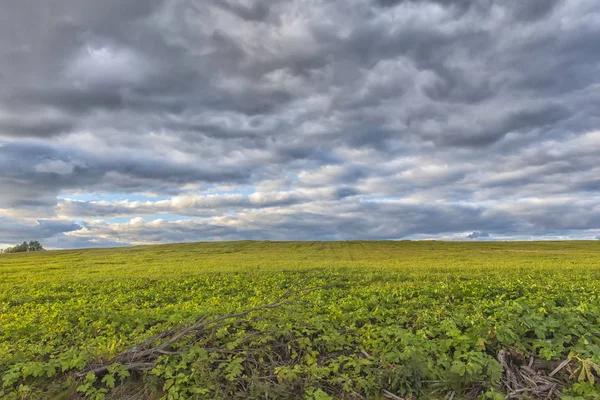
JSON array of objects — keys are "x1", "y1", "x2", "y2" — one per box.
[{"x1": 1, "y1": 241, "x2": 600, "y2": 399}]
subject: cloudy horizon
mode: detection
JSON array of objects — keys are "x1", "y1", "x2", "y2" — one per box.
[{"x1": 1, "y1": 0, "x2": 599, "y2": 249}]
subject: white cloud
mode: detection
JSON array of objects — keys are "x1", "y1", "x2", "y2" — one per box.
[{"x1": 66, "y1": 45, "x2": 152, "y2": 86}]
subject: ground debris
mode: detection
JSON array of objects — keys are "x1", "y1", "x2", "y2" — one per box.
[{"x1": 498, "y1": 348, "x2": 567, "y2": 399}]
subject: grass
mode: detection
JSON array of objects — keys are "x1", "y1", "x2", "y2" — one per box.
[{"x1": 1, "y1": 241, "x2": 599, "y2": 399}]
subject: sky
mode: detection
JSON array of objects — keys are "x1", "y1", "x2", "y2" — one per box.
[{"x1": 1, "y1": 0, "x2": 600, "y2": 249}]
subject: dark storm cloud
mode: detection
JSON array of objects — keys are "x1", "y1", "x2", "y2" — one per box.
[
  {"x1": 375, "y1": 0, "x2": 473, "y2": 14},
  {"x1": 0, "y1": 141, "x2": 252, "y2": 207},
  {"x1": 0, "y1": 118, "x2": 74, "y2": 138},
  {"x1": 0, "y1": 0, "x2": 599, "y2": 246},
  {"x1": 18, "y1": 87, "x2": 126, "y2": 114},
  {"x1": 211, "y1": 1, "x2": 272, "y2": 21},
  {"x1": 64, "y1": 199, "x2": 522, "y2": 244},
  {"x1": 509, "y1": 0, "x2": 562, "y2": 22},
  {"x1": 42, "y1": 235, "x2": 130, "y2": 249},
  {"x1": 439, "y1": 103, "x2": 573, "y2": 147},
  {"x1": 0, "y1": 217, "x2": 81, "y2": 244},
  {"x1": 376, "y1": 0, "x2": 562, "y2": 23}
]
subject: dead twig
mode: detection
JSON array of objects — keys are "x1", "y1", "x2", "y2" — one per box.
[
  {"x1": 498, "y1": 348, "x2": 566, "y2": 399},
  {"x1": 382, "y1": 389, "x2": 405, "y2": 400},
  {"x1": 76, "y1": 284, "x2": 304, "y2": 378},
  {"x1": 549, "y1": 359, "x2": 571, "y2": 378}
]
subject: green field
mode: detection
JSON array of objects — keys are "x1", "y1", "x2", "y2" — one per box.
[{"x1": 1, "y1": 241, "x2": 600, "y2": 399}]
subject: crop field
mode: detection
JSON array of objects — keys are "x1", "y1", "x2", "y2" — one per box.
[{"x1": 1, "y1": 241, "x2": 600, "y2": 399}]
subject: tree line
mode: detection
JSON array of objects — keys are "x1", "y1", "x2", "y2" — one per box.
[{"x1": 1, "y1": 241, "x2": 45, "y2": 253}]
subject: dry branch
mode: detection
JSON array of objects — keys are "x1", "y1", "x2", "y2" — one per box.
[
  {"x1": 77, "y1": 285, "x2": 303, "y2": 377},
  {"x1": 382, "y1": 389, "x2": 406, "y2": 400},
  {"x1": 497, "y1": 348, "x2": 566, "y2": 399}
]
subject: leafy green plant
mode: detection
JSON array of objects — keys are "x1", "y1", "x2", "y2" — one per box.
[{"x1": 1, "y1": 241, "x2": 599, "y2": 398}]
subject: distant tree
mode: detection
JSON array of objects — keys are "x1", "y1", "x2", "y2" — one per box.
[
  {"x1": 28, "y1": 240, "x2": 44, "y2": 251},
  {"x1": 1, "y1": 241, "x2": 45, "y2": 253}
]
